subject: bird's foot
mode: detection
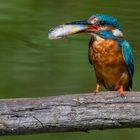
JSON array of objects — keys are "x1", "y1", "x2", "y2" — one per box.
[
  {"x1": 119, "y1": 92, "x2": 126, "y2": 99},
  {"x1": 94, "y1": 90, "x2": 99, "y2": 95},
  {"x1": 94, "y1": 83, "x2": 100, "y2": 95},
  {"x1": 117, "y1": 85, "x2": 126, "y2": 98}
]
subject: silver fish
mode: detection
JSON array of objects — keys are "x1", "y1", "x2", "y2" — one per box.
[{"x1": 48, "y1": 24, "x2": 87, "y2": 40}]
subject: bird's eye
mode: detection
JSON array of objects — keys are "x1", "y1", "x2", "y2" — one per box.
[{"x1": 99, "y1": 21, "x2": 106, "y2": 26}]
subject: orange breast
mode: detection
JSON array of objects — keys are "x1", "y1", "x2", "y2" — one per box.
[{"x1": 88, "y1": 38, "x2": 129, "y2": 90}]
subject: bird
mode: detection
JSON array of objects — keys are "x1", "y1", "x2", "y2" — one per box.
[{"x1": 48, "y1": 14, "x2": 134, "y2": 97}]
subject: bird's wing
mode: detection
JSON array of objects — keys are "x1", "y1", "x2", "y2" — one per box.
[{"x1": 120, "y1": 40, "x2": 134, "y2": 88}]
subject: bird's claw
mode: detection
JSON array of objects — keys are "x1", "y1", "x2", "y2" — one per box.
[
  {"x1": 94, "y1": 84, "x2": 100, "y2": 95},
  {"x1": 94, "y1": 90, "x2": 99, "y2": 95},
  {"x1": 120, "y1": 93, "x2": 126, "y2": 99}
]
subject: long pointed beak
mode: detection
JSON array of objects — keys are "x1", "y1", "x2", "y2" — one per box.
[
  {"x1": 48, "y1": 19, "x2": 98, "y2": 40},
  {"x1": 65, "y1": 19, "x2": 90, "y2": 25}
]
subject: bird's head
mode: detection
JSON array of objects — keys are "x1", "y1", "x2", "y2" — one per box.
[
  {"x1": 48, "y1": 14, "x2": 123, "y2": 40},
  {"x1": 86, "y1": 14, "x2": 121, "y2": 31}
]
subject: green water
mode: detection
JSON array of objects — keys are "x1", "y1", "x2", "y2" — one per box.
[{"x1": 0, "y1": 0, "x2": 140, "y2": 139}]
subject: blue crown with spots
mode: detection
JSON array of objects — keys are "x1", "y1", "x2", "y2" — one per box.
[{"x1": 90, "y1": 14, "x2": 121, "y2": 30}]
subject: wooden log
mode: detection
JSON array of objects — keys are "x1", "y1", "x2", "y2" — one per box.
[{"x1": 0, "y1": 91, "x2": 139, "y2": 136}]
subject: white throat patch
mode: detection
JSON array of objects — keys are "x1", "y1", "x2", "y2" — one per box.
[{"x1": 112, "y1": 29, "x2": 123, "y2": 37}]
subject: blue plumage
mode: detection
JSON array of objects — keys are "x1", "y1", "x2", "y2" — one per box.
[
  {"x1": 121, "y1": 40, "x2": 134, "y2": 87},
  {"x1": 90, "y1": 14, "x2": 121, "y2": 30},
  {"x1": 97, "y1": 30, "x2": 117, "y2": 40}
]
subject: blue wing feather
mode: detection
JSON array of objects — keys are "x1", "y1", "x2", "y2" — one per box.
[{"x1": 120, "y1": 40, "x2": 134, "y2": 88}]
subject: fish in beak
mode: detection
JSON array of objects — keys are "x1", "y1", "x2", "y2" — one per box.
[{"x1": 48, "y1": 19, "x2": 98, "y2": 40}]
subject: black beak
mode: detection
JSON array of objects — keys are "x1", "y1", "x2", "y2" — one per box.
[{"x1": 65, "y1": 19, "x2": 91, "y2": 25}]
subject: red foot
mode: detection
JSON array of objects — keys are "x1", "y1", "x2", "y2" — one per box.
[
  {"x1": 94, "y1": 84, "x2": 100, "y2": 94},
  {"x1": 118, "y1": 85, "x2": 125, "y2": 97}
]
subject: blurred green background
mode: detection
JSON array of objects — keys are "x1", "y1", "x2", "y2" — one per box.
[{"x1": 0, "y1": 0, "x2": 140, "y2": 140}]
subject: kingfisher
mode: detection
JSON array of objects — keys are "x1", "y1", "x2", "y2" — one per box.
[{"x1": 48, "y1": 14, "x2": 134, "y2": 97}]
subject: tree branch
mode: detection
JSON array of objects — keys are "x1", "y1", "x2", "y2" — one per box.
[{"x1": 0, "y1": 91, "x2": 139, "y2": 136}]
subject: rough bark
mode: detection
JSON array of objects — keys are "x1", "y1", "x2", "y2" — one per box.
[{"x1": 0, "y1": 91, "x2": 139, "y2": 136}]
